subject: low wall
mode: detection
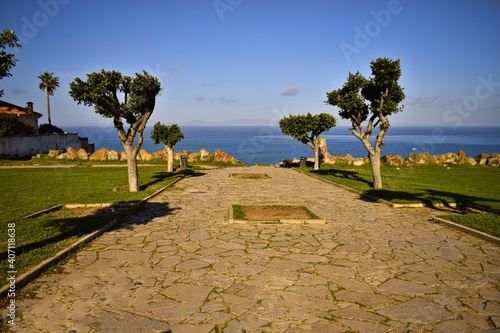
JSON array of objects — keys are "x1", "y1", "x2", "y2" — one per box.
[{"x1": 0, "y1": 133, "x2": 94, "y2": 159}]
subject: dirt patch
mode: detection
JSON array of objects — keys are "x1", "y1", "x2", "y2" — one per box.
[
  {"x1": 230, "y1": 173, "x2": 270, "y2": 179},
  {"x1": 238, "y1": 205, "x2": 317, "y2": 220}
]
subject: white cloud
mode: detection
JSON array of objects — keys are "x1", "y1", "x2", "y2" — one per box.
[
  {"x1": 280, "y1": 86, "x2": 299, "y2": 96},
  {"x1": 211, "y1": 96, "x2": 241, "y2": 103}
]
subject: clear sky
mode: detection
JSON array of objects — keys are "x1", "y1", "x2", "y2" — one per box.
[{"x1": 1, "y1": 0, "x2": 499, "y2": 127}]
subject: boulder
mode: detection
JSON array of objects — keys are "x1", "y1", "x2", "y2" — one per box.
[
  {"x1": 382, "y1": 154, "x2": 404, "y2": 166},
  {"x1": 77, "y1": 148, "x2": 89, "y2": 160},
  {"x1": 442, "y1": 152, "x2": 458, "y2": 164},
  {"x1": 188, "y1": 151, "x2": 200, "y2": 162},
  {"x1": 487, "y1": 157, "x2": 500, "y2": 167},
  {"x1": 138, "y1": 149, "x2": 152, "y2": 161},
  {"x1": 48, "y1": 149, "x2": 61, "y2": 158},
  {"x1": 457, "y1": 150, "x2": 468, "y2": 164},
  {"x1": 415, "y1": 152, "x2": 431, "y2": 166},
  {"x1": 90, "y1": 148, "x2": 109, "y2": 161},
  {"x1": 107, "y1": 149, "x2": 119, "y2": 160},
  {"x1": 466, "y1": 157, "x2": 477, "y2": 166},
  {"x1": 352, "y1": 158, "x2": 364, "y2": 166},
  {"x1": 200, "y1": 148, "x2": 211, "y2": 161},
  {"x1": 66, "y1": 147, "x2": 79, "y2": 160},
  {"x1": 475, "y1": 153, "x2": 490, "y2": 161},
  {"x1": 120, "y1": 151, "x2": 127, "y2": 161},
  {"x1": 55, "y1": 153, "x2": 69, "y2": 159},
  {"x1": 151, "y1": 150, "x2": 166, "y2": 159},
  {"x1": 213, "y1": 150, "x2": 239, "y2": 164},
  {"x1": 404, "y1": 152, "x2": 416, "y2": 166}
]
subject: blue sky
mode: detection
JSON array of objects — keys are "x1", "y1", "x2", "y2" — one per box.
[{"x1": 1, "y1": 0, "x2": 499, "y2": 127}]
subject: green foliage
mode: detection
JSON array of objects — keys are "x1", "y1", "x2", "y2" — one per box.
[
  {"x1": 0, "y1": 29, "x2": 22, "y2": 97},
  {"x1": 150, "y1": 122, "x2": 184, "y2": 148},
  {"x1": 0, "y1": 115, "x2": 36, "y2": 137},
  {"x1": 279, "y1": 112, "x2": 336, "y2": 148},
  {"x1": 38, "y1": 71, "x2": 60, "y2": 96},
  {"x1": 38, "y1": 123, "x2": 64, "y2": 134},
  {"x1": 326, "y1": 58, "x2": 404, "y2": 128},
  {"x1": 69, "y1": 70, "x2": 161, "y2": 125}
]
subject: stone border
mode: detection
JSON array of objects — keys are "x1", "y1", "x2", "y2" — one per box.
[
  {"x1": 3, "y1": 175, "x2": 186, "y2": 300},
  {"x1": 432, "y1": 217, "x2": 500, "y2": 245},
  {"x1": 228, "y1": 205, "x2": 326, "y2": 225}
]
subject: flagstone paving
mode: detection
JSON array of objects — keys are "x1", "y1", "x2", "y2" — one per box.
[{"x1": 9, "y1": 166, "x2": 500, "y2": 332}]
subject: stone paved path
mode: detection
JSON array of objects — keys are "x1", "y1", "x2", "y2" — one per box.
[{"x1": 10, "y1": 166, "x2": 500, "y2": 333}]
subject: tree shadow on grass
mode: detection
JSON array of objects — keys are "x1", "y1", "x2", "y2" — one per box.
[
  {"x1": 312, "y1": 168, "x2": 373, "y2": 187},
  {"x1": 0, "y1": 202, "x2": 178, "y2": 263},
  {"x1": 364, "y1": 188, "x2": 500, "y2": 211}
]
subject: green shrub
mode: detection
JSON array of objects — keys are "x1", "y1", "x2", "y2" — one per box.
[
  {"x1": 38, "y1": 123, "x2": 64, "y2": 134},
  {"x1": 0, "y1": 115, "x2": 37, "y2": 137}
]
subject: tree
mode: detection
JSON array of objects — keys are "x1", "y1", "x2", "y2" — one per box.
[
  {"x1": 0, "y1": 115, "x2": 37, "y2": 137},
  {"x1": 150, "y1": 122, "x2": 184, "y2": 172},
  {"x1": 279, "y1": 112, "x2": 336, "y2": 170},
  {"x1": 326, "y1": 57, "x2": 405, "y2": 189},
  {"x1": 38, "y1": 72, "x2": 60, "y2": 125},
  {"x1": 69, "y1": 70, "x2": 162, "y2": 192},
  {"x1": 0, "y1": 29, "x2": 22, "y2": 97}
]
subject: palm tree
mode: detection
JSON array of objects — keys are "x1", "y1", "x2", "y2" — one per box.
[{"x1": 38, "y1": 72, "x2": 60, "y2": 125}]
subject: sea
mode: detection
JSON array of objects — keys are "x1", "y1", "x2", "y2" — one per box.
[{"x1": 63, "y1": 125, "x2": 500, "y2": 166}]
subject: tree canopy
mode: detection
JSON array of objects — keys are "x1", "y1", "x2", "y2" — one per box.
[
  {"x1": 69, "y1": 69, "x2": 162, "y2": 191},
  {"x1": 326, "y1": 57, "x2": 404, "y2": 188},
  {"x1": 0, "y1": 30, "x2": 22, "y2": 97},
  {"x1": 279, "y1": 112, "x2": 336, "y2": 170},
  {"x1": 151, "y1": 122, "x2": 184, "y2": 172}
]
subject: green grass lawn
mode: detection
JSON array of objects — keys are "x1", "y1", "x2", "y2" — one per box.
[
  {"x1": 307, "y1": 163, "x2": 500, "y2": 239},
  {"x1": 309, "y1": 163, "x2": 500, "y2": 210},
  {"x1": 0, "y1": 166, "x2": 187, "y2": 283}
]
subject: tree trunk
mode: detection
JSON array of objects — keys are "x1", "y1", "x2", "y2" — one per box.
[
  {"x1": 166, "y1": 146, "x2": 174, "y2": 173},
  {"x1": 369, "y1": 150, "x2": 382, "y2": 189},
  {"x1": 124, "y1": 144, "x2": 140, "y2": 192},
  {"x1": 46, "y1": 93, "x2": 51, "y2": 125},
  {"x1": 313, "y1": 143, "x2": 320, "y2": 170}
]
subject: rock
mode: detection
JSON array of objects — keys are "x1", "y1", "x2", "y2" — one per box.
[
  {"x1": 415, "y1": 152, "x2": 431, "y2": 166},
  {"x1": 66, "y1": 147, "x2": 79, "y2": 160},
  {"x1": 138, "y1": 149, "x2": 152, "y2": 161},
  {"x1": 213, "y1": 150, "x2": 239, "y2": 164},
  {"x1": 90, "y1": 148, "x2": 109, "y2": 161},
  {"x1": 457, "y1": 150, "x2": 468, "y2": 164},
  {"x1": 475, "y1": 153, "x2": 490, "y2": 161},
  {"x1": 479, "y1": 158, "x2": 488, "y2": 166},
  {"x1": 382, "y1": 154, "x2": 404, "y2": 166},
  {"x1": 77, "y1": 148, "x2": 89, "y2": 160},
  {"x1": 200, "y1": 148, "x2": 211, "y2": 161},
  {"x1": 107, "y1": 149, "x2": 119, "y2": 160},
  {"x1": 442, "y1": 152, "x2": 458, "y2": 164},
  {"x1": 492, "y1": 153, "x2": 500, "y2": 159},
  {"x1": 487, "y1": 157, "x2": 500, "y2": 167},
  {"x1": 119, "y1": 151, "x2": 127, "y2": 161},
  {"x1": 48, "y1": 149, "x2": 61, "y2": 158},
  {"x1": 353, "y1": 158, "x2": 364, "y2": 166},
  {"x1": 188, "y1": 151, "x2": 200, "y2": 162},
  {"x1": 55, "y1": 153, "x2": 69, "y2": 159},
  {"x1": 151, "y1": 150, "x2": 166, "y2": 159},
  {"x1": 467, "y1": 156, "x2": 477, "y2": 166},
  {"x1": 404, "y1": 152, "x2": 416, "y2": 166}
]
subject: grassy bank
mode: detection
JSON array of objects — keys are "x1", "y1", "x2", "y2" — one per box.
[
  {"x1": 307, "y1": 163, "x2": 500, "y2": 238},
  {"x1": 0, "y1": 165, "x2": 187, "y2": 283},
  {"x1": 309, "y1": 163, "x2": 500, "y2": 209}
]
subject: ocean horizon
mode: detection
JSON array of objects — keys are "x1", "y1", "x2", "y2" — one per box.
[{"x1": 62, "y1": 125, "x2": 500, "y2": 166}]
